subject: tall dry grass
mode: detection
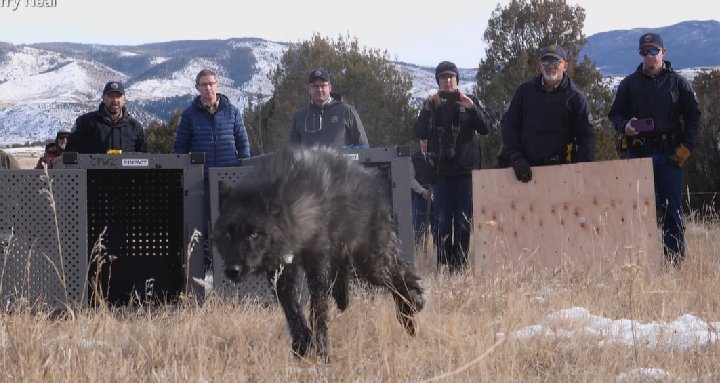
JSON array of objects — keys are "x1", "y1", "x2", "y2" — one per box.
[
  {"x1": 2, "y1": 221, "x2": 719, "y2": 382},
  {"x1": 1, "y1": 173, "x2": 719, "y2": 382}
]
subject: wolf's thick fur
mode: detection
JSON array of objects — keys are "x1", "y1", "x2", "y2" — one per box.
[{"x1": 213, "y1": 146, "x2": 424, "y2": 358}]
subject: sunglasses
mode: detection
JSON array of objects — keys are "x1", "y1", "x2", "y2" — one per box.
[
  {"x1": 540, "y1": 58, "x2": 563, "y2": 67},
  {"x1": 639, "y1": 48, "x2": 661, "y2": 57}
]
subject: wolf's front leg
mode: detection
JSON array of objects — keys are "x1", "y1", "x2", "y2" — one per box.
[
  {"x1": 270, "y1": 264, "x2": 311, "y2": 357},
  {"x1": 305, "y1": 265, "x2": 330, "y2": 359}
]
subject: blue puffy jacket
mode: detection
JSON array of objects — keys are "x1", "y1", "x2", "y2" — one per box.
[{"x1": 173, "y1": 93, "x2": 251, "y2": 168}]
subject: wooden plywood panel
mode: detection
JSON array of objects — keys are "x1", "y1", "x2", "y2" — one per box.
[{"x1": 472, "y1": 158, "x2": 662, "y2": 275}]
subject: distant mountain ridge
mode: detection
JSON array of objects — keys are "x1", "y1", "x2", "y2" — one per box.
[
  {"x1": 581, "y1": 20, "x2": 720, "y2": 76},
  {"x1": 1, "y1": 20, "x2": 718, "y2": 145}
]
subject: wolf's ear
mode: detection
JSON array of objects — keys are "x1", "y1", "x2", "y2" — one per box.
[{"x1": 218, "y1": 180, "x2": 232, "y2": 208}]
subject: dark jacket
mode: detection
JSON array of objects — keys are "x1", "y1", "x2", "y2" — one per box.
[
  {"x1": 608, "y1": 61, "x2": 700, "y2": 151},
  {"x1": 289, "y1": 95, "x2": 369, "y2": 148},
  {"x1": 66, "y1": 103, "x2": 146, "y2": 154},
  {"x1": 35, "y1": 143, "x2": 63, "y2": 169},
  {"x1": 411, "y1": 150, "x2": 436, "y2": 196},
  {"x1": 415, "y1": 94, "x2": 491, "y2": 176},
  {"x1": 173, "y1": 94, "x2": 251, "y2": 168},
  {"x1": 501, "y1": 73, "x2": 594, "y2": 166}
]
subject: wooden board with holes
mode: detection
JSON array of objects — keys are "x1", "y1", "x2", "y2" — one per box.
[{"x1": 472, "y1": 158, "x2": 662, "y2": 275}]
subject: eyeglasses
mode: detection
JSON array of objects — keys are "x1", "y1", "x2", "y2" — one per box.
[
  {"x1": 197, "y1": 81, "x2": 217, "y2": 87},
  {"x1": 541, "y1": 58, "x2": 563, "y2": 67},
  {"x1": 639, "y1": 48, "x2": 661, "y2": 57}
]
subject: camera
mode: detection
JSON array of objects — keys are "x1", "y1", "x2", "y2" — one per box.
[
  {"x1": 438, "y1": 140, "x2": 456, "y2": 161},
  {"x1": 439, "y1": 90, "x2": 460, "y2": 104}
]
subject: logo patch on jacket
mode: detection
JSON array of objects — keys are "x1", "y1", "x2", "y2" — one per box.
[{"x1": 331, "y1": 116, "x2": 339, "y2": 123}]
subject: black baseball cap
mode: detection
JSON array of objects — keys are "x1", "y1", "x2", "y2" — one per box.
[
  {"x1": 308, "y1": 68, "x2": 331, "y2": 83},
  {"x1": 103, "y1": 81, "x2": 125, "y2": 96},
  {"x1": 639, "y1": 33, "x2": 663, "y2": 49}
]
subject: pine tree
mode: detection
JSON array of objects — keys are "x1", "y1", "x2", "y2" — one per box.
[
  {"x1": 683, "y1": 70, "x2": 720, "y2": 212},
  {"x1": 145, "y1": 109, "x2": 181, "y2": 154}
]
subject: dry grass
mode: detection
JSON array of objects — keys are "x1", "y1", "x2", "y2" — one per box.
[{"x1": 1, "y1": 222, "x2": 719, "y2": 382}]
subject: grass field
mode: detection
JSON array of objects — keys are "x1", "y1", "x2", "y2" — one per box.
[
  {"x1": 2, "y1": 221, "x2": 719, "y2": 382},
  {"x1": 2, "y1": 154, "x2": 719, "y2": 381}
]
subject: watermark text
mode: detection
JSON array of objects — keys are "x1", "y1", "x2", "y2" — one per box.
[{"x1": 1, "y1": 0, "x2": 57, "y2": 11}]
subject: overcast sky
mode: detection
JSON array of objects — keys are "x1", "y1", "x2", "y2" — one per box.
[{"x1": 1, "y1": 0, "x2": 717, "y2": 68}]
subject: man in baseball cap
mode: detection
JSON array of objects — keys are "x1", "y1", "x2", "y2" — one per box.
[
  {"x1": 608, "y1": 31, "x2": 701, "y2": 266},
  {"x1": 289, "y1": 68, "x2": 368, "y2": 148},
  {"x1": 66, "y1": 80, "x2": 146, "y2": 154}
]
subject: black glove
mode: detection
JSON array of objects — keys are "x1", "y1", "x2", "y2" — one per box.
[{"x1": 511, "y1": 153, "x2": 532, "y2": 183}]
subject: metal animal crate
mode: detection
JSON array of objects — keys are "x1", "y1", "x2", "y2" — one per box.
[{"x1": 0, "y1": 153, "x2": 206, "y2": 309}]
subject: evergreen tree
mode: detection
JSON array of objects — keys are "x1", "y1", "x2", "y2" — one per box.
[
  {"x1": 684, "y1": 70, "x2": 720, "y2": 213},
  {"x1": 243, "y1": 34, "x2": 417, "y2": 153},
  {"x1": 145, "y1": 109, "x2": 181, "y2": 154},
  {"x1": 475, "y1": 0, "x2": 615, "y2": 167}
]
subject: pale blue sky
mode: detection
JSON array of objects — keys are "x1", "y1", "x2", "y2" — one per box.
[{"x1": 1, "y1": 0, "x2": 717, "y2": 67}]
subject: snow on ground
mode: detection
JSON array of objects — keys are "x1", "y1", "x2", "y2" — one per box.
[
  {"x1": 503, "y1": 306, "x2": 720, "y2": 350},
  {"x1": 497, "y1": 306, "x2": 719, "y2": 381}
]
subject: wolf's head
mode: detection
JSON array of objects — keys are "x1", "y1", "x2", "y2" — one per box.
[{"x1": 213, "y1": 179, "x2": 293, "y2": 281}]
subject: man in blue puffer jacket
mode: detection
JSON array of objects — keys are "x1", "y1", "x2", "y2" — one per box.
[
  {"x1": 173, "y1": 68, "x2": 251, "y2": 168},
  {"x1": 173, "y1": 68, "x2": 251, "y2": 271}
]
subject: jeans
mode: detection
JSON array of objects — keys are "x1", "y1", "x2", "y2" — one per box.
[
  {"x1": 432, "y1": 175, "x2": 472, "y2": 272},
  {"x1": 631, "y1": 150, "x2": 685, "y2": 263},
  {"x1": 411, "y1": 192, "x2": 433, "y2": 245}
]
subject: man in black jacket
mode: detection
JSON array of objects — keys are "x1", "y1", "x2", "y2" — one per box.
[
  {"x1": 415, "y1": 61, "x2": 491, "y2": 272},
  {"x1": 66, "y1": 81, "x2": 147, "y2": 154},
  {"x1": 501, "y1": 44, "x2": 595, "y2": 183},
  {"x1": 608, "y1": 33, "x2": 700, "y2": 266}
]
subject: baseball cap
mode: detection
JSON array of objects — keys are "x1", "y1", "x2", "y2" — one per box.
[
  {"x1": 102, "y1": 81, "x2": 125, "y2": 96},
  {"x1": 308, "y1": 68, "x2": 331, "y2": 83},
  {"x1": 539, "y1": 45, "x2": 567, "y2": 61},
  {"x1": 639, "y1": 33, "x2": 663, "y2": 49}
]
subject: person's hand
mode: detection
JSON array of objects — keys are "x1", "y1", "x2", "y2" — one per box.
[
  {"x1": 421, "y1": 189, "x2": 432, "y2": 202},
  {"x1": 669, "y1": 143, "x2": 691, "y2": 167},
  {"x1": 624, "y1": 118, "x2": 639, "y2": 136},
  {"x1": 511, "y1": 153, "x2": 532, "y2": 183},
  {"x1": 457, "y1": 91, "x2": 475, "y2": 109},
  {"x1": 424, "y1": 94, "x2": 441, "y2": 111}
]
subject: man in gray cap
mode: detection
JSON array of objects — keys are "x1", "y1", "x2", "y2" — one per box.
[
  {"x1": 500, "y1": 44, "x2": 595, "y2": 183},
  {"x1": 608, "y1": 32, "x2": 701, "y2": 266},
  {"x1": 289, "y1": 68, "x2": 368, "y2": 148},
  {"x1": 66, "y1": 81, "x2": 146, "y2": 154}
]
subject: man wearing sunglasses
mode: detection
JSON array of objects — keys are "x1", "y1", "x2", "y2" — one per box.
[
  {"x1": 289, "y1": 68, "x2": 368, "y2": 148},
  {"x1": 608, "y1": 33, "x2": 701, "y2": 266},
  {"x1": 500, "y1": 44, "x2": 595, "y2": 183}
]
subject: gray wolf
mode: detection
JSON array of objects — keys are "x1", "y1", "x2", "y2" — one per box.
[{"x1": 213, "y1": 146, "x2": 424, "y2": 358}]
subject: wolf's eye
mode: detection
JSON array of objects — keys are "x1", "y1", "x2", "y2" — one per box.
[{"x1": 249, "y1": 232, "x2": 259, "y2": 240}]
